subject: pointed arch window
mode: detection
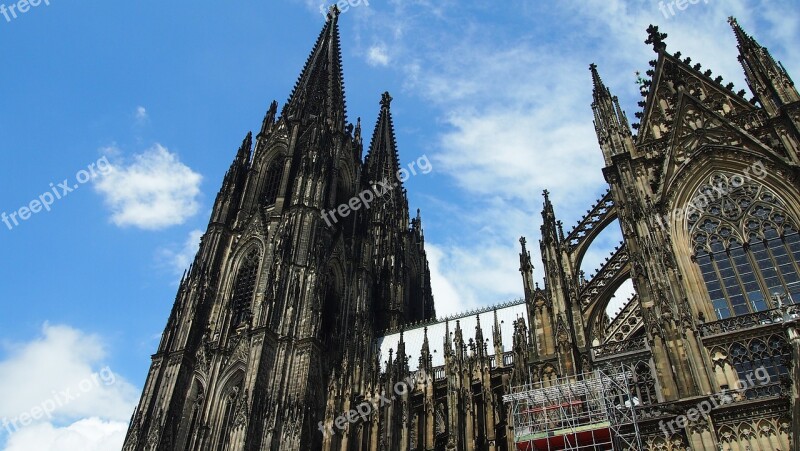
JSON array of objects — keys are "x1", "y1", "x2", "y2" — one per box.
[
  {"x1": 218, "y1": 378, "x2": 244, "y2": 450},
  {"x1": 230, "y1": 249, "x2": 260, "y2": 327},
  {"x1": 631, "y1": 361, "x2": 657, "y2": 405},
  {"x1": 690, "y1": 172, "x2": 800, "y2": 320},
  {"x1": 262, "y1": 159, "x2": 283, "y2": 206},
  {"x1": 729, "y1": 336, "x2": 789, "y2": 389},
  {"x1": 181, "y1": 382, "x2": 204, "y2": 451}
]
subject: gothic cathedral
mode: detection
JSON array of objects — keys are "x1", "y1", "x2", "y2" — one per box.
[{"x1": 124, "y1": 8, "x2": 800, "y2": 451}]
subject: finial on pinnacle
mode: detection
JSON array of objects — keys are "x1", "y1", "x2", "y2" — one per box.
[
  {"x1": 590, "y1": 63, "x2": 605, "y2": 90},
  {"x1": 727, "y1": 16, "x2": 751, "y2": 47},
  {"x1": 327, "y1": 4, "x2": 340, "y2": 21},
  {"x1": 380, "y1": 91, "x2": 393, "y2": 108},
  {"x1": 645, "y1": 24, "x2": 668, "y2": 52}
]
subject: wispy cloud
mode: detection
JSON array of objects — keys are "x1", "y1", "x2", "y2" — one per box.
[
  {"x1": 367, "y1": 43, "x2": 390, "y2": 66},
  {"x1": 134, "y1": 106, "x2": 148, "y2": 123},
  {"x1": 347, "y1": 0, "x2": 799, "y2": 317},
  {"x1": 159, "y1": 229, "x2": 204, "y2": 275}
]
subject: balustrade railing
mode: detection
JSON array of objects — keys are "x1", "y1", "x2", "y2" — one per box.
[
  {"x1": 699, "y1": 305, "x2": 800, "y2": 336},
  {"x1": 591, "y1": 336, "x2": 648, "y2": 360}
]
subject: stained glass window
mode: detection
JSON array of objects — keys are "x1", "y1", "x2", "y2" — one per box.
[{"x1": 689, "y1": 172, "x2": 800, "y2": 319}]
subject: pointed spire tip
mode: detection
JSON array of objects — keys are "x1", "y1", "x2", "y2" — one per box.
[
  {"x1": 326, "y1": 4, "x2": 340, "y2": 22},
  {"x1": 380, "y1": 91, "x2": 393, "y2": 108},
  {"x1": 590, "y1": 63, "x2": 606, "y2": 92}
]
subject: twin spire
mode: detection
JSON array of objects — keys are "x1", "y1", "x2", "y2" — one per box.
[
  {"x1": 365, "y1": 91, "x2": 402, "y2": 186},
  {"x1": 728, "y1": 17, "x2": 798, "y2": 114},
  {"x1": 284, "y1": 4, "x2": 346, "y2": 130},
  {"x1": 282, "y1": 8, "x2": 404, "y2": 187},
  {"x1": 590, "y1": 16, "x2": 796, "y2": 149},
  {"x1": 589, "y1": 63, "x2": 631, "y2": 145}
]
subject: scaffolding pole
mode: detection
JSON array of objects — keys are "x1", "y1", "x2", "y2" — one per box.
[{"x1": 502, "y1": 369, "x2": 643, "y2": 450}]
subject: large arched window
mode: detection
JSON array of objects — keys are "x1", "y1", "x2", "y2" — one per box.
[
  {"x1": 689, "y1": 171, "x2": 800, "y2": 319},
  {"x1": 262, "y1": 160, "x2": 283, "y2": 206},
  {"x1": 181, "y1": 381, "x2": 204, "y2": 451},
  {"x1": 230, "y1": 249, "x2": 260, "y2": 327},
  {"x1": 218, "y1": 377, "x2": 244, "y2": 451}
]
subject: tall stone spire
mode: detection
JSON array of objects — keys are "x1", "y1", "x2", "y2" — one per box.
[
  {"x1": 419, "y1": 327, "x2": 432, "y2": 373},
  {"x1": 258, "y1": 100, "x2": 278, "y2": 138},
  {"x1": 364, "y1": 92, "x2": 403, "y2": 188},
  {"x1": 284, "y1": 5, "x2": 347, "y2": 130},
  {"x1": 474, "y1": 315, "x2": 486, "y2": 359},
  {"x1": 363, "y1": 91, "x2": 415, "y2": 330},
  {"x1": 492, "y1": 309, "x2": 504, "y2": 368},
  {"x1": 210, "y1": 132, "x2": 251, "y2": 226},
  {"x1": 729, "y1": 17, "x2": 799, "y2": 116},
  {"x1": 590, "y1": 64, "x2": 634, "y2": 165}
]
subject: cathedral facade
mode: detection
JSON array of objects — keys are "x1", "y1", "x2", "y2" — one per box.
[{"x1": 124, "y1": 8, "x2": 800, "y2": 451}]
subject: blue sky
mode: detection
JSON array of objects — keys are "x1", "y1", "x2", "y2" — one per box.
[{"x1": 0, "y1": 0, "x2": 797, "y2": 448}]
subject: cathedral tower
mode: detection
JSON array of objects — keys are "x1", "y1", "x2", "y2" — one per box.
[
  {"x1": 123, "y1": 8, "x2": 434, "y2": 450},
  {"x1": 125, "y1": 13, "x2": 800, "y2": 451}
]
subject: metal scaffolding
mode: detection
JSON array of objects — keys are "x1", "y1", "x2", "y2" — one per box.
[{"x1": 502, "y1": 369, "x2": 642, "y2": 450}]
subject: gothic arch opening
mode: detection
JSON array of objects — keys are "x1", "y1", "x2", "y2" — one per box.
[
  {"x1": 569, "y1": 196, "x2": 619, "y2": 274},
  {"x1": 320, "y1": 263, "x2": 345, "y2": 371},
  {"x1": 585, "y1": 275, "x2": 634, "y2": 345},
  {"x1": 334, "y1": 165, "x2": 354, "y2": 214},
  {"x1": 606, "y1": 278, "x2": 636, "y2": 318},
  {"x1": 577, "y1": 218, "x2": 624, "y2": 280},
  {"x1": 213, "y1": 371, "x2": 245, "y2": 451},
  {"x1": 176, "y1": 378, "x2": 205, "y2": 451},
  {"x1": 688, "y1": 171, "x2": 800, "y2": 319},
  {"x1": 407, "y1": 256, "x2": 423, "y2": 322},
  {"x1": 588, "y1": 278, "x2": 640, "y2": 345},
  {"x1": 262, "y1": 158, "x2": 284, "y2": 206},
  {"x1": 229, "y1": 247, "x2": 262, "y2": 329}
]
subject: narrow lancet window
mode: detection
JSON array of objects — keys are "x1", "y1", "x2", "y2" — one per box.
[
  {"x1": 231, "y1": 249, "x2": 260, "y2": 327},
  {"x1": 263, "y1": 160, "x2": 283, "y2": 206}
]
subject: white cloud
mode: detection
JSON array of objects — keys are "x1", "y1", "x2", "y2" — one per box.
[
  {"x1": 95, "y1": 144, "x2": 202, "y2": 230},
  {"x1": 134, "y1": 106, "x2": 148, "y2": 122},
  {"x1": 366, "y1": 43, "x2": 390, "y2": 66},
  {"x1": 607, "y1": 279, "x2": 636, "y2": 319},
  {"x1": 353, "y1": 0, "x2": 799, "y2": 317},
  {"x1": 391, "y1": 37, "x2": 609, "y2": 316},
  {"x1": 0, "y1": 324, "x2": 138, "y2": 450},
  {"x1": 4, "y1": 418, "x2": 128, "y2": 451},
  {"x1": 425, "y1": 244, "x2": 465, "y2": 315},
  {"x1": 159, "y1": 229, "x2": 204, "y2": 275}
]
